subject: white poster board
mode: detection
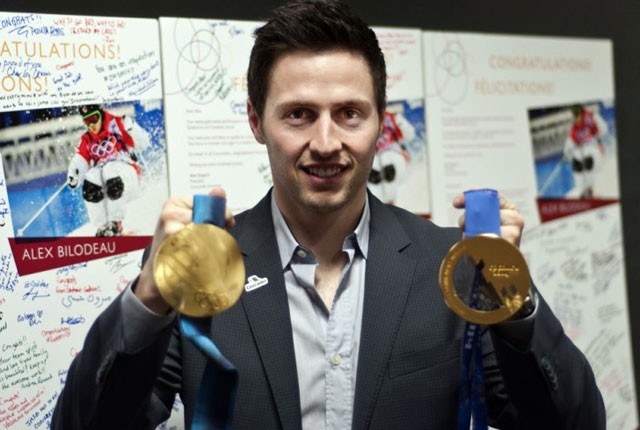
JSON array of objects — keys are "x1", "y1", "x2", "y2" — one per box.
[
  {"x1": 370, "y1": 27, "x2": 431, "y2": 216},
  {"x1": 159, "y1": 17, "x2": 268, "y2": 213},
  {"x1": 423, "y1": 31, "x2": 637, "y2": 429},
  {"x1": 0, "y1": 12, "x2": 168, "y2": 429}
]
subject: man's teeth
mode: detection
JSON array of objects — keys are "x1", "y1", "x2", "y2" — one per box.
[{"x1": 308, "y1": 167, "x2": 341, "y2": 177}]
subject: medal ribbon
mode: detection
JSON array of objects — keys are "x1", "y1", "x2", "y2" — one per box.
[
  {"x1": 182, "y1": 194, "x2": 238, "y2": 430},
  {"x1": 457, "y1": 189, "x2": 500, "y2": 430}
]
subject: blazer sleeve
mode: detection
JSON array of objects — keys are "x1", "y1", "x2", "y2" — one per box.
[
  {"x1": 50, "y1": 291, "x2": 179, "y2": 430},
  {"x1": 485, "y1": 290, "x2": 606, "y2": 429}
]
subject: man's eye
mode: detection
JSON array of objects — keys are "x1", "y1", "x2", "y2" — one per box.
[
  {"x1": 288, "y1": 109, "x2": 307, "y2": 120},
  {"x1": 341, "y1": 109, "x2": 362, "y2": 122}
]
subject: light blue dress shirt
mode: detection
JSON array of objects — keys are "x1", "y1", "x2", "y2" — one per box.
[{"x1": 271, "y1": 194, "x2": 370, "y2": 430}]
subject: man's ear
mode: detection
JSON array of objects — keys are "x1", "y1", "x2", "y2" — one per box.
[
  {"x1": 378, "y1": 106, "x2": 386, "y2": 136},
  {"x1": 247, "y1": 99, "x2": 265, "y2": 144}
]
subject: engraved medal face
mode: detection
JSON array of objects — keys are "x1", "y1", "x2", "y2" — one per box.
[
  {"x1": 153, "y1": 223, "x2": 245, "y2": 317},
  {"x1": 439, "y1": 235, "x2": 530, "y2": 325}
]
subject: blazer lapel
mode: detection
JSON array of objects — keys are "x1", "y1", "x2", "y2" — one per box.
[
  {"x1": 233, "y1": 194, "x2": 302, "y2": 430},
  {"x1": 352, "y1": 196, "x2": 417, "y2": 430}
]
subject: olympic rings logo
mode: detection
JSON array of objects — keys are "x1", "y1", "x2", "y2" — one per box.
[{"x1": 90, "y1": 136, "x2": 118, "y2": 158}]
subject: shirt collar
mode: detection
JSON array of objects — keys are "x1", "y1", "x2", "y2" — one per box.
[{"x1": 271, "y1": 193, "x2": 371, "y2": 270}]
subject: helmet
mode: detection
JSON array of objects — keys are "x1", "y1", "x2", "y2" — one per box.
[
  {"x1": 79, "y1": 104, "x2": 102, "y2": 117},
  {"x1": 570, "y1": 104, "x2": 584, "y2": 119},
  {"x1": 79, "y1": 104, "x2": 104, "y2": 129}
]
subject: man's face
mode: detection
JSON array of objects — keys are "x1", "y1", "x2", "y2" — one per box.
[
  {"x1": 248, "y1": 49, "x2": 382, "y2": 216},
  {"x1": 83, "y1": 110, "x2": 103, "y2": 135}
]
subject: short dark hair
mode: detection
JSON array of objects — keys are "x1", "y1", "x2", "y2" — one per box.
[{"x1": 248, "y1": 0, "x2": 386, "y2": 118}]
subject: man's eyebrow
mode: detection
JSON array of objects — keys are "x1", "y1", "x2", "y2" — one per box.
[
  {"x1": 274, "y1": 101, "x2": 316, "y2": 110},
  {"x1": 337, "y1": 99, "x2": 374, "y2": 108},
  {"x1": 275, "y1": 99, "x2": 373, "y2": 110}
]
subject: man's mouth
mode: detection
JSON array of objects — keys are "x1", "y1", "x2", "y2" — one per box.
[{"x1": 305, "y1": 166, "x2": 344, "y2": 177}]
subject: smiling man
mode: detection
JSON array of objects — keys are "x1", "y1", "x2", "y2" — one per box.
[{"x1": 52, "y1": 1, "x2": 605, "y2": 429}]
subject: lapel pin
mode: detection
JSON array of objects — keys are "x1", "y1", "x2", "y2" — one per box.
[{"x1": 245, "y1": 275, "x2": 268, "y2": 292}]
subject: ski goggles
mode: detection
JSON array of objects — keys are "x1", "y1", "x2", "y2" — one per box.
[{"x1": 82, "y1": 110, "x2": 102, "y2": 126}]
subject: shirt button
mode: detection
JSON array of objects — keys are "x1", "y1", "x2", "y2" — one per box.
[
  {"x1": 296, "y1": 249, "x2": 307, "y2": 258},
  {"x1": 330, "y1": 354, "x2": 342, "y2": 366}
]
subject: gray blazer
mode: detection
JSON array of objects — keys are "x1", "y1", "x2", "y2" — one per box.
[{"x1": 52, "y1": 191, "x2": 605, "y2": 429}]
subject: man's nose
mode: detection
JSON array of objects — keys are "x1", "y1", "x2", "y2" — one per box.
[{"x1": 309, "y1": 115, "x2": 341, "y2": 156}]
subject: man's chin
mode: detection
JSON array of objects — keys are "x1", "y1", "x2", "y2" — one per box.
[{"x1": 301, "y1": 191, "x2": 350, "y2": 214}]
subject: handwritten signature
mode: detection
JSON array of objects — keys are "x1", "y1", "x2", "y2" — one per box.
[{"x1": 22, "y1": 279, "x2": 51, "y2": 301}]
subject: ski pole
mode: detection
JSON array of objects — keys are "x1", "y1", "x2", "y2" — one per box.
[
  {"x1": 538, "y1": 156, "x2": 566, "y2": 196},
  {"x1": 17, "y1": 179, "x2": 70, "y2": 237}
]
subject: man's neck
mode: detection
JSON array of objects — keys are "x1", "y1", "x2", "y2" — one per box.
[{"x1": 275, "y1": 192, "x2": 366, "y2": 265}]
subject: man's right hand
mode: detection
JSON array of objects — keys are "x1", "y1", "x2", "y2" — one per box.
[{"x1": 135, "y1": 187, "x2": 235, "y2": 315}]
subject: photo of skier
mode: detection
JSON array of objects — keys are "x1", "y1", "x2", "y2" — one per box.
[
  {"x1": 368, "y1": 109, "x2": 410, "y2": 205},
  {"x1": 528, "y1": 100, "x2": 618, "y2": 201},
  {"x1": 0, "y1": 100, "x2": 168, "y2": 238},
  {"x1": 67, "y1": 104, "x2": 149, "y2": 237},
  {"x1": 563, "y1": 104, "x2": 607, "y2": 199},
  {"x1": 367, "y1": 99, "x2": 425, "y2": 208}
]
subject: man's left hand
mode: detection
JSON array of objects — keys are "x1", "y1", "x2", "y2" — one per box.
[{"x1": 453, "y1": 192, "x2": 524, "y2": 248}]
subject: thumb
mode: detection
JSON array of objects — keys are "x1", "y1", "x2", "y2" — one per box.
[
  {"x1": 207, "y1": 187, "x2": 235, "y2": 228},
  {"x1": 209, "y1": 186, "x2": 226, "y2": 199}
]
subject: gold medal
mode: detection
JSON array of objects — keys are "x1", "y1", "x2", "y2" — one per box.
[
  {"x1": 439, "y1": 235, "x2": 530, "y2": 325},
  {"x1": 153, "y1": 223, "x2": 245, "y2": 317}
]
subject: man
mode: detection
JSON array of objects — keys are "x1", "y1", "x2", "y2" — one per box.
[
  {"x1": 67, "y1": 104, "x2": 149, "y2": 236},
  {"x1": 52, "y1": 1, "x2": 605, "y2": 429},
  {"x1": 563, "y1": 104, "x2": 607, "y2": 199}
]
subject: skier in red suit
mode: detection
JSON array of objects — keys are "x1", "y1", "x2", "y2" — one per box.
[
  {"x1": 563, "y1": 105, "x2": 607, "y2": 199},
  {"x1": 67, "y1": 104, "x2": 148, "y2": 236}
]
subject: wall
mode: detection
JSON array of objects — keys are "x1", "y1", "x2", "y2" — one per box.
[{"x1": 3, "y1": 0, "x2": 639, "y2": 417}]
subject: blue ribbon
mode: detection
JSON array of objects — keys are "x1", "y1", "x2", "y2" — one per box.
[
  {"x1": 193, "y1": 194, "x2": 226, "y2": 227},
  {"x1": 181, "y1": 194, "x2": 238, "y2": 430},
  {"x1": 456, "y1": 189, "x2": 499, "y2": 430},
  {"x1": 464, "y1": 189, "x2": 501, "y2": 237}
]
